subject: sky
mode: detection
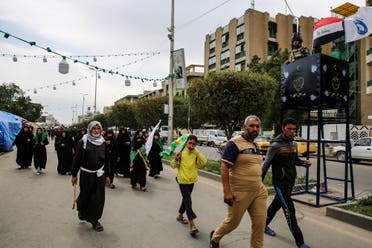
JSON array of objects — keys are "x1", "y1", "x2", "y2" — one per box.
[{"x1": 0, "y1": 0, "x2": 367, "y2": 125}]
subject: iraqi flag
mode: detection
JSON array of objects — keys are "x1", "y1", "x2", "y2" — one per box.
[
  {"x1": 344, "y1": 7, "x2": 372, "y2": 43},
  {"x1": 313, "y1": 17, "x2": 344, "y2": 48}
]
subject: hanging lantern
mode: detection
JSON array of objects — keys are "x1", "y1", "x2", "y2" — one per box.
[
  {"x1": 98, "y1": 73, "x2": 101, "y2": 79},
  {"x1": 58, "y1": 57, "x2": 69, "y2": 74},
  {"x1": 33, "y1": 89, "x2": 37, "y2": 94},
  {"x1": 12, "y1": 55, "x2": 17, "y2": 62},
  {"x1": 53, "y1": 85, "x2": 56, "y2": 90},
  {"x1": 125, "y1": 78, "x2": 131, "y2": 86},
  {"x1": 153, "y1": 81, "x2": 157, "y2": 87},
  {"x1": 72, "y1": 81, "x2": 76, "y2": 86},
  {"x1": 93, "y1": 56, "x2": 97, "y2": 62},
  {"x1": 43, "y1": 56, "x2": 47, "y2": 63}
]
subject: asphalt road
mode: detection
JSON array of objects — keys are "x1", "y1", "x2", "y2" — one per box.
[{"x1": 0, "y1": 145, "x2": 371, "y2": 248}]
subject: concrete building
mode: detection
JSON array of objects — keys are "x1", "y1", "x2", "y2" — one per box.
[{"x1": 204, "y1": 8, "x2": 316, "y2": 73}]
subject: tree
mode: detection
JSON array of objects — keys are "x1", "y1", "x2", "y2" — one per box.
[
  {"x1": 110, "y1": 102, "x2": 138, "y2": 129},
  {"x1": 135, "y1": 96, "x2": 168, "y2": 129},
  {"x1": 187, "y1": 71, "x2": 276, "y2": 138},
  {"x1": 0, "y1": 83, "x2": 43, "y2": 121}
]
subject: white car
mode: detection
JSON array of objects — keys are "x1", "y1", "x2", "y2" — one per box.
[{"x1": 333, "y1": 137, "x2": 372, "y2": 163}]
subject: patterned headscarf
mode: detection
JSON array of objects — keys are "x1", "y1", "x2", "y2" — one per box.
[{"x1": 82, "y1": 121, "x2": 105, "y2": 148}]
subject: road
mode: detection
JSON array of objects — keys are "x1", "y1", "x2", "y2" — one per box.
[{"x1": 0, "y1": 145, "x2": 371, "y2": 248}]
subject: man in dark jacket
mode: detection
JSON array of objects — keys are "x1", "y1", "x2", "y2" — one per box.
[{"x1": 262, "y1": 118, "x2": 311, "y2": 248}]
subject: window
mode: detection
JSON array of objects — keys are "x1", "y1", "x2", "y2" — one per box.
[
  {"x1": 268, "y1": 41, "x2": 278, "y2": 56},
  {"x1": 209, "y1": 40, "x2": 216, "y2": 54},
  {"x1": 268, "y1": 21, "x2": 277, "y2": 38},
  {"x1": 236, "y1": 25, "x2": 244, "y2": 41},
  {"x1": 235, "y1": 60, "x2": 245, "y2": 71},
  {"x1": 221, "y1": 50, "x2": 230, "y2": 65},
  {"x1": 208, "y1": 56, "x2": 216, "y2": 65},
  {"x1": 222, "y1": 33, "x2": 229, "y2": 48},
  {"x1": 235, "y1": 43, "x2": 245, "y2": 59}
]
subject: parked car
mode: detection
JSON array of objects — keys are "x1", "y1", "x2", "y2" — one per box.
[
  {"x1": 255, "y1": 136, "x2": 271, "y2": 155},
  {"x1": 333, "y1": 137, "x2": 372, "y2": 162},
  {"x1": 295, "y1": 137, "x2": 317, "y2": 157},
  {"x1": 193, "y1": 129, "x2": 227, "y2": 147}
]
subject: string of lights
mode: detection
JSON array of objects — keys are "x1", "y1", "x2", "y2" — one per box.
[
  {"x1": 1, "y1": 51, "x2": 160, "y2": 61},
  {"x1": 0, "y1": 29, "x2": 166, "y2": 83}
]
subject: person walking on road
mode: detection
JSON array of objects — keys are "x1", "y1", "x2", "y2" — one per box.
[
  {"x1": 130, "y1": 131, "x2": 148, "y2": 191},
  {"x1": 71, "y1": 121, "x2": 110, "y2": 232},
  {"x1": 148, "y1": 131, "x2": 163, "y2": 178},
  {"x1": 210, "y1": 115, "x2": 268, "y2": 248},
  {"x1": 116, "y1": 128, "x2": 131, "y2": 177},
  {"x1": 262, "y1": 117, "x2": 311, "y2": 248},
  {"x1": 33, "y1": 127, "x2": 49, "y2": 175},
  {"x1": 104, "y1": 129, "x2": 117, "y2": 189},
  {"x1": 171, "y1": 134, "x2": 207, "y2": 237},
  {"x1": 56, "y1": 131, "x2": 74, "y2": 175}
]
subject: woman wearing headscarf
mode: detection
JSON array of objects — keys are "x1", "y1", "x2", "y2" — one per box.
[
  {"x1": 13, "y1": 124, "x2": 35, "y2": 169},
  {"x1": 148, "y1": 132, "x2": 163, "y2": 178},
  {"x1": 71, "y1": 121, "x2": 110, "y2": 232},
  {"x1": 56, "y1": 130, "x2": 75, "y2": 175},
  {"x1": 130, "y1": 130, "x2": 148, "y2": 191},
  {"x1": 116, "y1": 128, "x2": 131, "y2": 177},
  {"x1": 33, "y1": 128, "x2": 49, "y2": 175}
]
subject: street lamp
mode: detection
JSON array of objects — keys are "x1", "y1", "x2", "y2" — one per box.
[{"x1": 80, "y1": 93, "x2": 88, "y2": 117}]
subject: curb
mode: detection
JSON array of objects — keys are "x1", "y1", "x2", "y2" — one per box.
[
  {"x1": 326, "y1": 204, "x2": 372, "y2": 232},
  {"x1": 162, "y1": 159, "x2": 316, "y2": 195}
]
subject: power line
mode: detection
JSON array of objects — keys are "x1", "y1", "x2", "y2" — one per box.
[{"x1": 177, "y1": 0, "x2": 234, "y2": 30}]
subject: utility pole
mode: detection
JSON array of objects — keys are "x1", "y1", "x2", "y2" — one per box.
[
  {"x1": 167, "y1": 0, "x2": 175, "y2": 145},
  {"x1": 80, "y1": 93, "x2": 88, "y2": 118}
]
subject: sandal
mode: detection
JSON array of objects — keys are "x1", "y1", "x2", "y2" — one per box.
[
  {"x1": 176, "y1": 216, "x2": 189, "y2": 224},
  {"x1": 189, "y1": 228, "x2": 199, "y2": 237}
]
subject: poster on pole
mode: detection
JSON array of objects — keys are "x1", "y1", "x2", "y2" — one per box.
[{"x1": 173, "y1": 48, "x2": 186, "y2": 90}]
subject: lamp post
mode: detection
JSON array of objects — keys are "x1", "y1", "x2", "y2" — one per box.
[
  {"x1": 80, "y1": 93, "x2": 88, "y2": 118},
  {"x1": 167, "y1": 0, "x2": 175, "y2": 145}
]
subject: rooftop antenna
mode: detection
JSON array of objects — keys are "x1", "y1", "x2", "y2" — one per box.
[{"x1": 251, "y1": 0, "x2": 255, "y2": 9}]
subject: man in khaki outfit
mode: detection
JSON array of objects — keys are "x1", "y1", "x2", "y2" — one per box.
[{"x1": 210, "y1": 115, "x2": 268, "y2": 248}]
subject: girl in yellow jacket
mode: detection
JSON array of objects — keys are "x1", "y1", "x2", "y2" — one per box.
[{"x1": 171, "y1": 134, "x2": 207, "y2": 236}]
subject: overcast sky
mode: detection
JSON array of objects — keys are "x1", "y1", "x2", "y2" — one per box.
[{"x1": 0, "y1": 0, "x2": 366, "y2": 125}]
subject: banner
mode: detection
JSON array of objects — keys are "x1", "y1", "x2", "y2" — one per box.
[
  {"x1": 173, "y1": 48, "x2": 186, "y2": 90},
  {"x1": 313, "y1": 17, "x2": 344, "y2": 48},
  {"x1": 344, "y1": 7, "x2": 372, "y2": 43},
  {"x1": 145, "y1": 120, "x2": 161, "y2": 156}
]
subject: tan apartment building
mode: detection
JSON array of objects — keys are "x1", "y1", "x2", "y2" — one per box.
[{"x1": 204, "y1": 8, "x2": 315, "y2": 73}]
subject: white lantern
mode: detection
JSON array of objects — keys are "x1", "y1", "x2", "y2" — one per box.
[
  {"x1": 93, "y1": 56, "x2": 97, "y2": 62},
  {"x1": 12, "y1": 55, "x2": 17, "y2": 62},
  {"x1": 153, "y1": 82, "x2": 157, "y2": 87},
  {"x1": 72, "y1": 81, "x2": 76, "y2": 86},
  {"x1": 98, "y1": 73, "x2": 101, "y2": 79},
  {"x1": 33, "y1": 89, "x2": 37, "y2": 94},
  {"x1": 53, "y1": 85, "x2": 56, "y2": 90},
  {"x1": 125, "y1": 79, "x2": 131, "y2": 86},
  {"x1": 59, "y1": 57, "x2": 69, "y2": 74},
  {"x1": 43, "y1": 56, "x2": 47, "y2": 63}
]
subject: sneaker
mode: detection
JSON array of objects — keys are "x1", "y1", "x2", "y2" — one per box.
[
  {"x1": 140, "y1": 186, "x2": 146, "y2": 192},
  {"x1": 209, "y1": 230, "x2": 219, "y2": 248},
  {"x1": 92, "y1": 221, "x2": 104, "y2": 232},
  {"x1": 154, "y1": 174, "x2": 159, "y2": 179},
  {"x1": 109, "y1": 184, "x2": 116, "y2": 189},
  {"x1": 36, "y1": 171, "x2": 41, "y2": 175},
  {"x1": 264, "y1": 226, "x2": 276, "y2": 236},
  {"x1": 299, "y1": 244, "x2": 311, "y2": 248}
]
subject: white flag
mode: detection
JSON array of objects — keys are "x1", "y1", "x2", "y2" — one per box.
[
  {"x1": 145, "y1": 120, "x2": 161, "y2": 156},
  {"x1": 344, "y1": 7, "x2": 372, "y2": 43}
]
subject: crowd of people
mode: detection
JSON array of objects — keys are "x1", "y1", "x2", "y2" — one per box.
[{"x1": 12, "y1": 116, "x2": 311, "y2": 248}]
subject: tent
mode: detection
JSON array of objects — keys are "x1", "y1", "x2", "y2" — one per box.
[{"x1": 0, "y1": 110, "x2": 25, "y2": 152}]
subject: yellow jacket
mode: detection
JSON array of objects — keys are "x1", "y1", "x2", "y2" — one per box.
[{"x1": 171, "y1": 148, "x2": 207, "y2": 184}]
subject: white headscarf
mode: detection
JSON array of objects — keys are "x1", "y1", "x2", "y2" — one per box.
[{"x1": 82, "y1": 121, "x2": 105, "y2": 149}]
